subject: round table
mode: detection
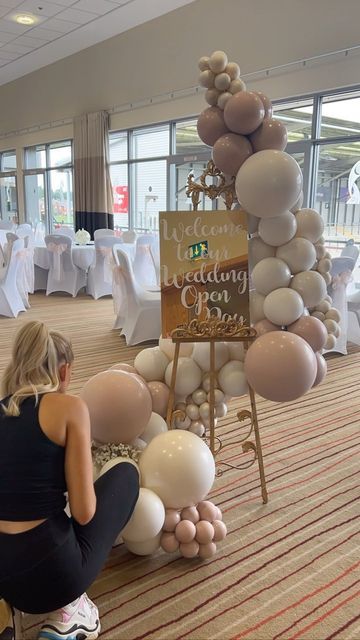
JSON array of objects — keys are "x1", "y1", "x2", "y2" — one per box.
[{"x1": 34, "y1": 244, "x2": 95, "y2": 271}]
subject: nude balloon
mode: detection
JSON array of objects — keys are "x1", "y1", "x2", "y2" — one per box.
[
  {"x1": 244, "y1": 331, "x2": 317, "y2": 402},
  {"x1": 147, "y1": 381, "x2": 169, "y2": 418},
  {"x1": 252, "y1": 91, "x2": 273, "y2": 118},
  {"x1": 109, "y1": 362, "x2": 137, "y2": 375},
  {"x1": 253, "y1": 319, "x2": 282, "y2": 335},
  {"x1": 224, "y1": 91, "x2": 265, "y2": 135},
  {"x1": 81, "y1": 370, "x2": 152, "y2": 444},
  {"x1": 212, "y1": 133, "x2": 252, "y2": 176},
  {"x1": 197, "y1": 106, "x2": 229, "y2": 147},
  {"x1": 235, "y1": 150, "x2": 302, "y2": 218},
  {"x1": 288, "y1": 315, "x2": 328, "y2": 352},
  {"x1": 313, "y1": 352, "x2": 327, "y2": 387},
  {"x1": 250, "y1": 118, "x2": 288, "y2": 152},
  {"x1": 290, "y1": 270, "x2": 327, "y2": 309}
]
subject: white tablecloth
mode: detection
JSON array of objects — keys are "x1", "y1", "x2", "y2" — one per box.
[{"x1": 34, "y1": 245, "x2": 95, "y2": 271}]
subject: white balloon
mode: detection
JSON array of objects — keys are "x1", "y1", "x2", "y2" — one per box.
[
  {"x1": 258, "y1": 211, "x2": 297, "y2": 247},
  {"x1": 214, "y1": 72, "x2": 231, "y2": 91},
  {"x1": 199, "y1": 69, "x2": 215, "y2": 88},
  {"x1": 250, "y1": 290, "x2": 266, "y2": 324},
  {"x1": 295, "y1": 208, "x2": 324, "y2": 243},
  {"x1": 218, "y1": 360, "x2": 248, "y2": 397},
  {"x1": 134, "y1": 347, "x2": 169, "y2": 382},
  {"x1": 124, "y1": 532, "x2": 161, "y2": 556},
  {"x1": 159, "y1": 336, "x2": 193, "y2": 360},
  {"x1": 165, "y1": 357, "x2": 202, "y2": 396},
  {"x1": 131, "y1": 437, "x2": 147, "y2": 451},
  {"x1": 249, "y1": 236, "x2": 276, "y2": 269},
  {"x1": 174, "y1": 414, "x2": 191, "y2": 429},
  {"x1": 227, "y1": 342, "x2": 245, "y2": 361},
  {"x1": 205, "y1": 88, "x2": 221, "y2": 106},
  {"x1": 290, "y1": 191, "x2": 304, "y2": 213},
  {"x1": 318, "y1": 258, "x2": 331, "y2": 274},
  {"x1": 199, "y1": 402, "x2": 211, "y2": 420},
  {"x1": 192, "y1": 388, "x2": 207, "y2": 405},
  {"x1": 198, "y1": 56, "x2": 210, "y2": 71},
  {"x1": 229, "y1": 78, "x2": 246, "y2": 94},
  {"x1": 217, "y1": 91, "x2": 232, "y2": 110},
  {"x1": 141, "y1": 412, "x2": 168, "y2": 444},
  {"x1": 290, "y1": 270, "x2": 327, "y2": 309},
  {"x1": 122, "y1": 488, "x2": 165, "y2": 543},
  {"x1": 252, "y1": 257, "x2": 291, "y2": 296},
  {"x1": 139, "y1": 431, "x2": 215, "y2": 509},
  {"x1": 99, "y1": 456, "x2": 140, "y2": 478},
  {"x1": 192, "y1": 342, "x2": 229, "y2": 372},
  {"x1": 189, "y1": 421, "x2": 205, "y2": 437},
  {"x1": 225, "y1": 62, "x2": 240, "y2": 79},
  {"x1": 207, "y1": 389, "x2": 225, "y2": 404},
  {"x1": 186, "y1": 403, "x2": 200, "y2": 420},
  {"x1": 209, "y1": 50, "x2": 228, "y2": 73},
  {"x1": 215, "y1": 402, "x2": 228, "y2": 418},
  {"x1": 201, "y1": 373, "x2": 214, "y2": 393},
  {"x1": 324, "y1": 318, "x2": 338, "y2": 334},
  {"x1": 276, "y1": 238, "x2": 317, "y2": 274},
  {"x1": 263, "y1": 288, "x2": 304, "y2": 326},
  {"x1": 247, "y1": 212, "x2": 260, "y2": 235},
  {"x1": 325, "y1": 334, "x2": 336, "y2": 350}
]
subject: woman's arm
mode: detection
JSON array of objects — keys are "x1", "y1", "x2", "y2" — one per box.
[{"x1": 64, "y1": 396, "x2": 96, "y2": 525}]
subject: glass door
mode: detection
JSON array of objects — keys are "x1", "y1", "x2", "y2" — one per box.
[
  {"x1": 24, "y1": 172, "x2": 48, "y2": 232},
  {"x1": 168, "y1": 153, "x2": 213, "y2": 211}
]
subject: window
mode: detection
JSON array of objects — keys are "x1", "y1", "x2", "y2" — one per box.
[
  {"x1": 320, "y1": 92, "x2": 360, "y2": 139},
  {"x1": 24, "y1": 140, "x2": 73, "y2": 232},
  {"x1": 0, "y1": 150, "x2": 18, "y2": 223},
  {"x1": 273, "y1": 100, "x2": 314, "y2": 142}
]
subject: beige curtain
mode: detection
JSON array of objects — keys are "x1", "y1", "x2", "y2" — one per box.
[{"x1": 74, "y1": 110, "x2": 114, "y2": 236}]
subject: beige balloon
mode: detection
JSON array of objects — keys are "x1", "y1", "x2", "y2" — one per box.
[
  {"x1": 290, "y1": 270, "x2": 327, "y2": 308},
  {"x1": 295, "y1": 208, "x2": 324, "y2": 243},
  {"x1": 252, "y1": 257, "x2": 291, "y2": 296},
  {"x1": 250, "y1": 118, "x2": 288, "y2": 152},
  {"x1": 249, "y1": 236, "x2": 275, "y2": 269},
  {"x1": 258, "y1": 211, "x2": 297, "y2": 247},
  {"x1": 276, "y1": 238, "x2": 317, "y2": 274},
  {"x1": 250, "y1": 290, "x2": 266, "y2": 324}
]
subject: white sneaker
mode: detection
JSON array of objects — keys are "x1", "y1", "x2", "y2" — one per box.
[{"x1": 37, "y1": 594, "x2": 100, "y2": 640}]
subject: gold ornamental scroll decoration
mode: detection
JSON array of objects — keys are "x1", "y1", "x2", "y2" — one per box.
[
  {"x1": 186, "y1": 159, "x2": 237, "y2": 210},
  {"x1": 165, "y1": 317, "x2": 268, "y2": 505}
]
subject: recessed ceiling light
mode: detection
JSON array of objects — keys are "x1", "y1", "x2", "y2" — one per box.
[{"x1": 16, "y1": 14, "x2": 36, "y2": 25}]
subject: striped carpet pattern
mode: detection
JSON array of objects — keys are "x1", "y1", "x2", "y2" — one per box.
[{"x1": 0, "y1": 294, "x2": 359, "y2": 640}]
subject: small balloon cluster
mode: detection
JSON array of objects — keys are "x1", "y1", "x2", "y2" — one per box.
[
  {"x1": 195, "y1": 49, "x2": 340, "y2": 403},
  {"x1": 160, "y1": 501, "x2": 227, "y2": 559}
]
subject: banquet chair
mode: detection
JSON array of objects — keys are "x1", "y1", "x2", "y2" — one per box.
[
  {"x1": 5, "y1": 233, "x2": 32, "y2": 308},
  {"x1": 94, "y1": 228, "x2": 115, "y2": 240},
  {"x1": 45, "y1": 234, "x2": 86, "y2": 297},
  {"x1": 121, "y1": 230, "x2": 137, "y2": 243},
  {"x1": 112, "y1": 244, "x2": 127, "y2": 329},
  {"x1": 0, "y1": 238, "x2": 26, "y2": 317},
  {"x1": 54, "y1": 226, "x2": 76, "y2": 242},
  {"x1": 133, "y1": 234, "x2": 158, "y2": 287},
  {"x1": 17, "y1": 223, "x2": 33, "y2": 241},
  {"x1": 114, "y1": 246, "x2": 161, "y2": 345},
  {"x1": 327, "y1": 256, "x2": 356, "y2": 355},
  {"x1": 0, "y1": 221, "x2": 15, "y2": 230},
  {"x1": 87, "y1": 235, "x2": 119, "y2": 299}
]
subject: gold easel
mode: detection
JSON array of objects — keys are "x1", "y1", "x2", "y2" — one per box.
[{"x1": 164, "y1": 162, "x2": 268, "y2": 505}]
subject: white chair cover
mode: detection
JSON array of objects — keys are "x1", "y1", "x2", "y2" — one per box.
[
  {"x1": 114, "y1": 247, "x2": 161, "y2": 345},
  {"x1": 133, "y1": 234, "x2": 158, "y2": 287},
  {"x1": 5, "y1": 233, "x2": 32, "y2": 307},
  {"x1": 87, "y1": 235, "x2": 119, "y2": 299},
  {"x1": 34, "y1": 222, "x2": 46, "y2": 245},
  {"x1": 54, "y1": 226, "x2": 76, "y2": 242},
  {"x1": 121, "y1": 230, "x2": 137, "y2": 243},
  {"x1": 0, "y1": 238, "x2": 26, "y2": 317},
  {"x1": 94, "y1": 229, "x2": 115, "y2": 240},
  {"x1": 326, "y1": 256, "x2": 356, "y2": 355},
  {"x1": 45, "y1": 234, "x2": 86, "y2": 297}
]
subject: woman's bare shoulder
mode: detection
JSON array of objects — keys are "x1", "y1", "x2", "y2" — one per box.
[{"x1": 41, "y1": 392, "x2": 88, "y2": 414}]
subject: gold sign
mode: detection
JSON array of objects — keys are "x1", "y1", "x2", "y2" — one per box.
[{"x1": 159, "y1": 209, "x2": 249, "y2": 337}]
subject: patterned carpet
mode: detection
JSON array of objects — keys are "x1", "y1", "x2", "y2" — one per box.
[{"x1": 0, "y1": 294, "x2": 359, "y2": 640}]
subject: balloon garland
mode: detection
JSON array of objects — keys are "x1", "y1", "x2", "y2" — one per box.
[{"x1": 83, "y1": 50, "x2": 341, "y2": 559}]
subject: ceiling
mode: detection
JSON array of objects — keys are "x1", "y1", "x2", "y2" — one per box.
[{"x1": 0, "y1": 0, "x2": 195, "y2": 86}]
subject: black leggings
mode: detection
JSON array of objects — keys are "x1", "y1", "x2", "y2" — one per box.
[{"x1": 0, "y1": 462, "x2": 139, "y2": 614}]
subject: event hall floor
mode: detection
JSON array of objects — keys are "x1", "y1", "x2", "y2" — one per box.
[{"x1": 1, "y1": 293, "x2": 359, "y2": 640}]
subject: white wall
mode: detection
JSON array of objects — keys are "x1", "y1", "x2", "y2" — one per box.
[{"x1": 1, "y1": 0, "x2": 360, "y2": 218}]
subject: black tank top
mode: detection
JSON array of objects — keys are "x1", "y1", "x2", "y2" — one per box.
[{"x1": 0, "y1": 395, "x2": 66, "y2": 520}]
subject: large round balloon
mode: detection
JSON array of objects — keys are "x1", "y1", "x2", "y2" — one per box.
[
  {"x1": 217, "y1": 360, "x2": 248, "y2": 397},
  {"x1": 263, "y1": 288, "x2": 304, "y2": 326},
  {"x1": 121, "y1": 488, "x2": 165, "y2": 543},
  {"x1": 258, "y1": 211, "x2": 297, "y2": 247},
  {"x1": 235, "y1": 150, "x2": 302, "y2": 218},
  {"x1": 192, "y1": 342, "x2": 229, "y2": 372},
  {"x1": 140, "y1": 412, "x2": 168, "y2": 444},
  {"x1": 250, "y1": 118, "x2": 287, "y2": 152},
  {"x1": 197, "y1": 106, "x2": 229, "y2": 147},
  {"x1": 212, "y1": 133, "x2": 252, "y2": 176},
  {"x1": 251, "y1": 257, "x2": 291, "y2": 296},
  {"x1": 295, "y1": 208, "x2": 324, "y2": 243},
  {"x1": 244, "y1": 331, "x2": 317, "y2": 402},
  {"x1": 139, "y1": 430, "x2": 215, "y2": 509},
  {"x1": 124, "y1": 533, "x2": 162, "y2": 556},
  {"x1": 134, "y1": 347, "x2": 169, "y2": 382},
  {"x1": 252, "y1": 91, "x2": 273, "y2": 118},
  {"x1": 165, "y1": 357, "x2": 202, "y2": 396},
  {"x1": 313, "y1": 352, "x2": 327, "y2": 387},
  {"x1": 276, "y1": 237, "x2": 316, "y2": 274},
  {"x1": 290, "y1": 270, "x2": 327, "y2": 308},
  {"x1": 159, "y1": 336, "x2": 194, "y2": 360},
  {"x1": 224, "y1": 91, "x2": 265, "y2": 135},
  {"x1": 81, "y1": 370, "x2": 152, "y2": 444},
  {"x1": 288, "y1": 315, "x2": 328, "y2": 352}
]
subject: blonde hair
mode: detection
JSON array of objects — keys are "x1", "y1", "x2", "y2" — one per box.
[{"x1": 1, "y1": 320, "x2": 74, "y2": 417}]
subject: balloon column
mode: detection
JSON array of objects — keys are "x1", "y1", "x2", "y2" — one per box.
[{"x1": 196, "y1": 49, "x2": 339, "y2": 402}]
